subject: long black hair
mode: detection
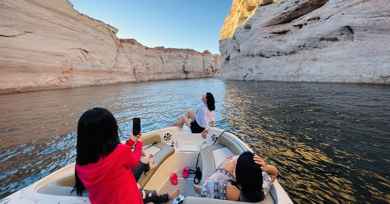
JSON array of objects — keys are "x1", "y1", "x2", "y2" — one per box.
[
  {"x1": 235, "y1": 151, "x2": 264, "y2": 202},
  {"x1": 74, "y1": 107, "x2": 120, "y2": 196},
  {"x1": 205, "y1": 92, "x2": 215, "y2": 111}
]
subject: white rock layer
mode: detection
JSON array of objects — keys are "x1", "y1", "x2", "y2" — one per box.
[
  {"x1": 220, "y1": 0, "x2": 390, "y2": 84},
  {"x1": 0, "y1": 0, "x2": 219, "y2": 94}
]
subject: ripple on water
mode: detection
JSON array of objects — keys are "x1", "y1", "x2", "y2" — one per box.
[{"x1": 0, "y1": 79, "x2": 389, "y2": 203}]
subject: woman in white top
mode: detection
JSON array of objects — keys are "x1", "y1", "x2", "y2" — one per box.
[{"x1": 176, "y1": 92, "x2": 216, "y2": 137}]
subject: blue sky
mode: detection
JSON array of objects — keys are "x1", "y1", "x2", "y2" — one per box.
[{"x1": 69, "y1": 0, "x2": 232, "y2": 54}]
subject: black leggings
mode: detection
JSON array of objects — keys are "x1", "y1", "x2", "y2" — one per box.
[
  {"x1": 142, "y1": 190, "x2": 170, "y2": 203},
  {"x1": 133, "y1": 162, "x2": 149, "y2": 181},
  {"x1": 133, "y1": 162, "x2": 170, "y2": 203}
]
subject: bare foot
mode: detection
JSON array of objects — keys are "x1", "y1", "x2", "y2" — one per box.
[
  {"x1": 175, "y1": 116, "x2": 187, "y2": 128},
  {"x1": 169, "y1": 189, "x2": 180, "y2": 200}
]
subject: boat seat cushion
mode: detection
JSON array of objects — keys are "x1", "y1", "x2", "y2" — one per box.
[
  {"x1": 199, "y1": 144, "x2": 235, "y2": 184},
  {"x1": 217, "y1": 134, "x2": 247, "y2": 155},
  {"x1": 141, "y1": 133, "x2": 161, "y2": 145},
  {"x1": 152, "y1": 144, "x2": 175, "y2": 165},
  {"x1": 198, "y1": 133, "x2": 249, "y2": 182},
  {"x1": 138, "y1": 143, "x2": 175, "y2": 187}
]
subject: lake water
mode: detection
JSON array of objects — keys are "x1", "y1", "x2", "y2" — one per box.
[{"x1": 0, "y1": 79, "x2": 389, "y2": 203}]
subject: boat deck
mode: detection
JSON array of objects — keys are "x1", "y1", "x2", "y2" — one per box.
[{"x1": 1, "y1": 126, "x2": 293, "y2": 204}]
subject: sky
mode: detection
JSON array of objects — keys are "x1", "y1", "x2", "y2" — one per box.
[{"x1": 69, "y1": 0, "x2": 232, "y2": 54}]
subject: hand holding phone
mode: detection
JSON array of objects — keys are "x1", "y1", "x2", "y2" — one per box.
[{"x1": 132, "y1": 117, "x2": 141, "y2": 138}]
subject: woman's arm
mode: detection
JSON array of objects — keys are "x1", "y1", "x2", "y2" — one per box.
[
  {"x1": 254, "y1": 155, "x2": 278, "y2": 182},
  {"x1": 200, "y1": 128, "x2": 208, "y2": 139},
  {"x1": 123, "y1": 138, "x2": 143, "y2": 169},
  {"x1": 253, "y1": 155, "x2": 266, "y2": 166},
  {"x1": 226, "y1": 184, "x2": 240, "y2": 201},
  {"x1": 201, "y1": 111, "x2": 216, "y2": 138},
  {"x1": 262, "y1": 165, "x2": 278, "y2": 182}
]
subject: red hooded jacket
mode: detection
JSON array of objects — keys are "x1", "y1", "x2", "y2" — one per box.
[{"x1": 76, "y1": 139, "x2": 143, "y2": 204}]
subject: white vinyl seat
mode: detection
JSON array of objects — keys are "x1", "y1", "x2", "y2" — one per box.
[
  {"x1": 199, "y1": 144, "x2": 224, "y2": 183},
  {"x1": 193, "y1": 134, "x2": 275, "y2": 204}
]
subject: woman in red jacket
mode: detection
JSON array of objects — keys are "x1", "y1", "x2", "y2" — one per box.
[{"x1": 74, "y1": 107, "x2": 143, "y2": 204}]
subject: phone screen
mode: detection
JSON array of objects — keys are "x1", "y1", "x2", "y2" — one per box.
[{"x1": 132, "y1": 118, "x2": 141, "y2": 137}]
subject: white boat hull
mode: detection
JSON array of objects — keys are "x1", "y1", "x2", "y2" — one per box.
[{"x1": 1, "y1": 127, "x2": 293, "y2": 204}]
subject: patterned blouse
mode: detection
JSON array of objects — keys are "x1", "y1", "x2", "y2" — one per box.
[{"x1": 200, "y1": 168, "x2": 235, "y2": 200}]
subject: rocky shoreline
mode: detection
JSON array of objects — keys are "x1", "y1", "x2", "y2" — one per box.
[
  {"x1": 0, "y1": 0, "x2": 220, "y2": 94},
  {"x1": 219, "y1": 0, "x2": 390, "y2": 84}
]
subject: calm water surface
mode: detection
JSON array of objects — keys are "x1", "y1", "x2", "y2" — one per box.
[{"x1": 0, "y1": 79, "x2": 389, "y2": 203}]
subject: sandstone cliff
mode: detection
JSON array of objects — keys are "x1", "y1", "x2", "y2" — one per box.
[
  {"x1": 220, "y1": 0, "x2": 275, "y2": 40},
  {"x1": 0, "y1": 0, "x2": 219, "y2": 94},
  {"x1": 220, "y1": 0, "x2": 390, "y2": 84}
]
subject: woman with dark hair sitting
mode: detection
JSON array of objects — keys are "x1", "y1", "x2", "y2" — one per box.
[
  {"x1": 74, "y1": 107, "x2": 178, "y2": 204},
  {"x1": 176, "y1": 92, "x2": 216, "y2": 137},
  {"x1": 195, "y1": 151, "x2": 278, "y2": 202}
]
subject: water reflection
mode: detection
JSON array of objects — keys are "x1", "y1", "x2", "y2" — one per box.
[
  {"x1": 0, "y1": 79, "x2": 389, "y2": 203},
  {"x1": 0, "y1": 79, "x2": 226, "y2": 199},
  {"x1": 223, "y1": 81, "x2": 390, "y2": 203}
]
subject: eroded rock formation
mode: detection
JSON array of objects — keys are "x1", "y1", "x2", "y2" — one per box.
[
  {"x1": 220, "y1": 0, "x2": 275, "y2": 40},
  {"x1": 0, "y1": 0, "x2": 219, "y2": 94},
  {"x1": 220, "y1": 0, "x2": 390, "y2": 84}
]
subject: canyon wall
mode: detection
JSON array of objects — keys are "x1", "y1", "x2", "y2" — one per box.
[
  {"x1": 0, "y1": 0, "x2": 219, "y2": 94},
  {"x1": 220, "y1": 0, "x2": 390, "y2": 84}
]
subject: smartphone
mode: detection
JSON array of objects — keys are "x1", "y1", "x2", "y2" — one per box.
[{"x1": 132, "y1": 117, "x2": 141, "y2": 137}]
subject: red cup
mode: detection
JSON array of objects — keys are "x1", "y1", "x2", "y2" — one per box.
[
  {"x1": 170, "y1": 172, "x2": 178, "y2": 185},
  {"x1": 182, "y1": 167, "x2": 190, "y2": 178}
]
